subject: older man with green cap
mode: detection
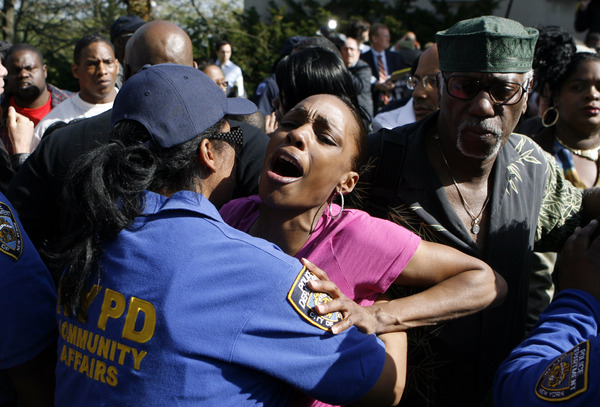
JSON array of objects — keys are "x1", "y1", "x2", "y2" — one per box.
[{"x1": 349, "y1": 15, "x2": 600, "y2": 407}]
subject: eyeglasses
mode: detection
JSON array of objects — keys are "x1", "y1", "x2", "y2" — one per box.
[
  {"x1": 444, "y1": 75, "x2": 529, "y2": 106},
  {"x1": 216, "y1": 81, "x2": 229, "y2": 89},
  {"x1": 407, "y1": 74, "x2": 438, "y2": 91},
  {"x1": 208, "y1": 126, "x2": 243, "y2": 149}
]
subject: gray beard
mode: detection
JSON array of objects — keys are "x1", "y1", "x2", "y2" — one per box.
[{"x1": 456, "y1": 120, "x2": 503, "y2": 160}]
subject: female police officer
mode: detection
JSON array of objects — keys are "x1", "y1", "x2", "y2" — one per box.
[{"x1": 53, "y1": 64, "x2": 405, "y2": 406}]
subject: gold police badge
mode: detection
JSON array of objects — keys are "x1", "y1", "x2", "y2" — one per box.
[
  {"x1": 535, "y1": 341, "x2": 589, "y2": 401},
  {"x1": 0, "y1": 201, "x2": 22, "y2": 261}
]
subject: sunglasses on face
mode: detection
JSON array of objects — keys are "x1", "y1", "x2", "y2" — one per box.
[
  {"x1": 208, "y1": 126, "x2": 243, "y2": 150},
  {"x1": 443, "y1": 75, "x2": 529, "y2": 106}
]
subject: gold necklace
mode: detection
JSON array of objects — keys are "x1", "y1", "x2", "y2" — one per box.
[
  {"x1": 555, "y1": 136, "x2": 600, "y2": 161},
  {"x1": 434, "y1": 135, "x2": 490, "y2": 235}
]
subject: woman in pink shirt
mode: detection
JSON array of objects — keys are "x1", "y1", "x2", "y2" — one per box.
[{"x1": 221, "y1": 93, "x2": 506, "y2": 339}]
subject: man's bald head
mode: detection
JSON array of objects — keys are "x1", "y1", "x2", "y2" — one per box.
[{"x1": 124, "y1": 20, "x2": 195, "y2": 80}]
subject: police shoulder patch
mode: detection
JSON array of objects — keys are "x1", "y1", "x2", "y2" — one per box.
[
  {"x1": 287, "y1": 266, "x2": 343, "y2": 331},
  {"x1": 535, "y1": 340, "x2": 590, "y2": 402},
  {"x1": 0, "y1": 201, "x2": 22, "y2": 261}
]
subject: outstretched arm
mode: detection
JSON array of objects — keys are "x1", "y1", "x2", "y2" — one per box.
[{"x1": 309, "y1": 240, "x2": 506, "y2": 335}]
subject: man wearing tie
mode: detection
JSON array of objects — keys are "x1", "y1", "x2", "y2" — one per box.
[{"x1": 361, "y1": 23, "x2": 408, "y2": 113}]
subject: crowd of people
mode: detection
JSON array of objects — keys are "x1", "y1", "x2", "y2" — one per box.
[{"x1": 1, "y1": 6, "x2": 600, "y2": 407}]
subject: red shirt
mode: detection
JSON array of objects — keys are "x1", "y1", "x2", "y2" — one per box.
[{"x1": 10, "y1": 94, "x2": 52, "y2": 126}]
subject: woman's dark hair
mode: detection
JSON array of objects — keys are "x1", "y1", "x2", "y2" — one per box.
[
  {"x1": 275, "y1": 47, "x2": 360, "y2": 115},
  {"x1": 337, "y1": 95, "x2": 369, "y2": 172},
  {"x1": 56, "y1": 119, "x2": 226, "y2": 317},
  {"x1": 275, "y1": 47, "x2": 370, "y2": 166},
  {"x1": 533, "y1": 26, "x2": 600, "y2": 103}
]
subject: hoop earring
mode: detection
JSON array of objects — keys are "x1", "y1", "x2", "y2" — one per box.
[
  {"x1": 328, "y1": 190, "x2": 344, "y2": 220},
  {"x1": 542, "y1": 106, "x2": 559, "y2": 128}
]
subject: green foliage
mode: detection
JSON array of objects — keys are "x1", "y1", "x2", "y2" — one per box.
[
  {"x1": 3, "y1": 0, "x2": 127, "y2": 91},
  {"x1": 1, "y1": 0, "x2": 501, "y2": 96}
]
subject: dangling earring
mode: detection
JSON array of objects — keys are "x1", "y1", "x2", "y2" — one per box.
[
  {"x1": 328, "y1": 190, "x2": 344, "y2": 220},
  {"x1": 542, "y1": 106, "x2": 559, "y2": 128}
]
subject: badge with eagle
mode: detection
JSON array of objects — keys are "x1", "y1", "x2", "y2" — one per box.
[
  {"x1": 0, "y1": 201, "x2": 22, "y2": 261},
  {"x1": 535, "y1": 341, "x2": 589, "y2": 401}
]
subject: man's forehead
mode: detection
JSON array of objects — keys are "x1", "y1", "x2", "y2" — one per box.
[{"x1": 9, "y1": 49, "x2": 40, "y2": 63}]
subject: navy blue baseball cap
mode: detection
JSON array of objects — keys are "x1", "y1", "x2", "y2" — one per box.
[{"x1": 111, "y1": 64, "x2": 257, "y2": 148}]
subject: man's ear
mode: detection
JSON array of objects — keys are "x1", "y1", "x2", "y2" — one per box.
[
  {"x1": 71, "y1": 63, "x2": 79, "y2": 79},
  {"x1": 197, "y1": 138, "x2": 218, "y2": 173},
  {"x1": 337, "y1": 170, "x2": 359, "y2": 195}
]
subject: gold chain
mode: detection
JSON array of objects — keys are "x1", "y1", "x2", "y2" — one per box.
[
  {"x1": 434, "y1": 135, "x2": 490, "y2": 235},
  {"x1": 555, "y1": 136, "x2": 600, "y2": 161}
]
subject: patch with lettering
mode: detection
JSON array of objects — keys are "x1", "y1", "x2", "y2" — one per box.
[
  {"x1": 535, "y1": 341, "x2": 589, "y2": 401},
  {"x1": 287, "y1": 266, "x2": 343, "y2": 331},
  {"x1": 0, "y1": 201, "x2": 22, "y2": 261}
]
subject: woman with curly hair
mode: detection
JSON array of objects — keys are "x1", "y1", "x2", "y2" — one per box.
[{"x1": 532, "y1": 26, "x2": 600, "y2": 188}]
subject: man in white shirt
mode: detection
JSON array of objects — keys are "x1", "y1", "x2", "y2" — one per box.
[
  {"x1": 33, "y1": 33, "x2": 118, "y2": 147},
  {"x1": 372, "y1": 44, "x2": 439, "y2": 131},
  {"x1": 216, "y1": 40, "x2": 245, "y2": 98}
]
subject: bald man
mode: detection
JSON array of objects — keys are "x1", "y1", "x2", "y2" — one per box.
[
  {"x1": 123, "y1": 19, "x2": 196, "y2": 79},
  {"x1": 6, "y1": 20, "x2": 266, "y2": 273}
]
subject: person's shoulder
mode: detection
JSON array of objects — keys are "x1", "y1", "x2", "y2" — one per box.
[
  {"x1": 360, "y1": 50, "x2": 373, "y2": 61},
  {"x1": 220, "y1": 195, "x2": 260, "y2": 228},
  {"x1": 40, "y1": 110, "x2": 112, "y2": 156},
  {"x1": 507, "y1": 132, "x2": 548, "y2": 158},
  {"x1": 47, "y1": 83, "x2": 74, "y2": 99}
]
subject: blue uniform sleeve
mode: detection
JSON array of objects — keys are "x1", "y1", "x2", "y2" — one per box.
[
  {"x1": 0, "y1": 193, "x2": 57, "y2": 369},
  {"x1": 232, "y1": 265, "x2": 386, "y2": 405},
  {"x1": 493, "y1": 289, "x2": 600, "y2": 406}
]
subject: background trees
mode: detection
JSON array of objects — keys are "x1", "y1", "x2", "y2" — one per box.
[{"x1": 0, "y1": 0, "x2": 499, "y2": 96}]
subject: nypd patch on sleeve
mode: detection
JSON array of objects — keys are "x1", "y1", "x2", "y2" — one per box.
[
  {"x1": 287, "y1": 266, "x2": 343, "y2": 331},
  {"x1": 0, "y1": 201, "x2": 22, "y2": 261},
  {"x1": 535, "y1": 341, "x2": 589, "y2": 402}
]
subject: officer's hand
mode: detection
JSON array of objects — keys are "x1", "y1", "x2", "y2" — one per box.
[{"x1": 556, "y1": 219, "x2": 600, "y2": 302}]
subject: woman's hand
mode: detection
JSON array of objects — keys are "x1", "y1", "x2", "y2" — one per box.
[
  {"x1": 302, "y1": 257, "x2": 391, "y2": 335},
  {"x1": 264, "y1": 112, "x2": 278, "y2": 135}
]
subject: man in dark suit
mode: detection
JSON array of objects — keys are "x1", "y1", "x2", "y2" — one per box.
[{"x1": 360, "y1": 23, "x2": 409, "y2": 113}]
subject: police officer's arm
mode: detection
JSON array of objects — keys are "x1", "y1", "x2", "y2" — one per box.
[
  {"x1": 310, "y1": 240, "x2": 506, "y2": 335},
  {"x1": 493, "y1": 219, "x2": 600, "y2": 406}
]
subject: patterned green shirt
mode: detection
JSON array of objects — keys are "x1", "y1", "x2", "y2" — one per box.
[{"x1": 351, "y1": 112, "x2": 584, "y2": 407}]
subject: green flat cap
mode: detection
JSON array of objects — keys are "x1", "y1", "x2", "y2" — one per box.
[{"x1": 436, "y1": 16, "x2": 538, "y2": 73}]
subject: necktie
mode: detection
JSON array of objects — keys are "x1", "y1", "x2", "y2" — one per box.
[
  {"x1": 378, "y1": 54, "x2": 387, "y2": 82},
  {"x1": 378, "y1": 54, "x2": 390, "y2": 104}
]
